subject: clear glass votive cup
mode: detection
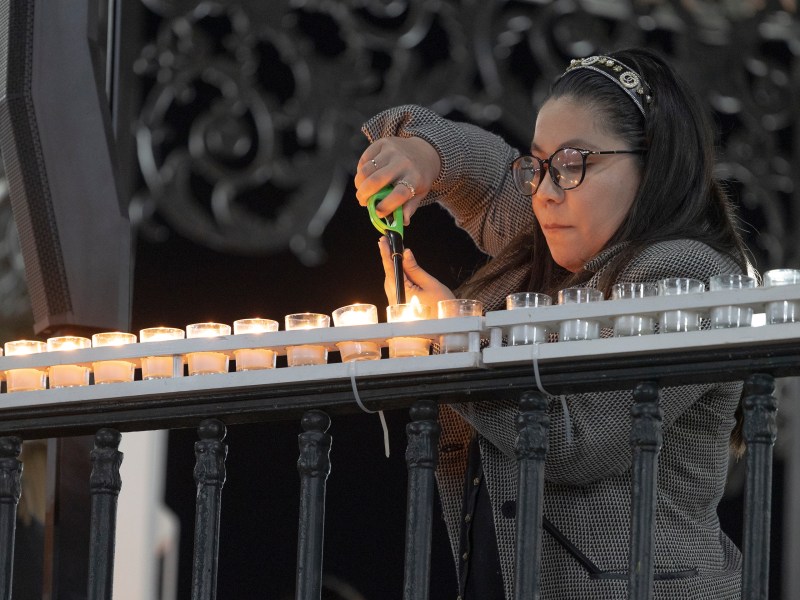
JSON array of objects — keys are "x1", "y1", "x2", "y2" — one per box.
[
  {"x1": 709, "y1": 274, "x2": 756, "y2": 328},
  {"x1": 285, "y1": 313, "x2": 330, "y2": 367},
  {"x1": 46, "y1": 336, "x2": 91, "y2": 388},
  {"x1": 657, "y1": 278, "x2": 705, "y2": 333},
  {"x1": 505, "y1": 292, "x2": 552, "y2": 345},
  {"x1": 557, "y1": 288, "x2": 603, "y2": 341},
  {"x1": 185, "y1": 322, "x2": 232, "y2": 375},
  {"x1": 91, "y1": 332, "x2": 137, "y2": 384},
  {"x1": 233, "y1": 318, "x2": 279, "y2": 371},
  {"x1": 332, "y1": 304, "x2": 380, "y2": 362},
  {"x1": 386, "y1": 302, "x2": 432, "y2": 358},
  {"x1": 611, "y1": 283, "x2": 656, "y2": 337},
  {"x1": 437, "y1": 299, "x2": 483, "y2": 353},
  {"x1": 763, "y1": 269, "x2": 800, "y2": 324},
  {"x1": 4, "y1": 340, "x2": 46, "y2": 392},
  {"x1": 139, "y1": 327, "x2": 185, "y2": 379}
]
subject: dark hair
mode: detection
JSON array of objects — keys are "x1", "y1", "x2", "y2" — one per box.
[{"x1": 456, "y1": 47, "x2": 750, "y2": 453}]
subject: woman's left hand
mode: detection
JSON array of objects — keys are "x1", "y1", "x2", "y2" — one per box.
[{"x1": 378, "y1": 236, "x2": 455, "y2": 307}]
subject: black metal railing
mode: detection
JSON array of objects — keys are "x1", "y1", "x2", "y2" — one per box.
[{"x1": 0, "y1": 318, "x2": 792, "y2": 600}]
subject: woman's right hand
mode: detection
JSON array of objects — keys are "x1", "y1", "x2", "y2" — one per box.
[
  {"x1": 379, "y1": 236, "x2": 455, "y2": 307},
  {"x1": 355, "y1": 136, "x2": 441, "y2": 226}
]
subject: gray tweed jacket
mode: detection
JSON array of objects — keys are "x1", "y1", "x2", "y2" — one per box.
[{"x1": 363, "y1": 105, "x2": 743, "y2": 599}]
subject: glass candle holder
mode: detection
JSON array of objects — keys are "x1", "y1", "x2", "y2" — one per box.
[
  {"x1": 611, "y1": 283, "x2": 656, "y2": 337},
  {"x1": 91, "y1": 332, "x2": 137, "y2": 384},
  {"x1": 4, "y1": 340, "x2": 46, "y2": 392},
  {"x1": 709, "y1": 274, "x2": 756, "y2": 328},
  {"x1": 185, "y1": 322, "x2": 231, "y2": 375},
  {"x1": 557, "y1": 288, "x2": 603, "y2": 341},
  {"x1": 233, "y1": 318, "x2": 279, "y2": 371},
  {"x1": 657, "y1": 278, "x2": 705, "y2": 333},
  {"x1": 46, "y1": 336, "x2": 91, "y2": 388},
  {"x1": 332, "y1": 304, "x2": 380, "y2": 362},
  {"x1": 139, "y1": 327, "x2": 185, "y2": 379},
  {"x1": 763, "y1": 269, "x2": 800, "y2": 324},
  {"x1": 437, "y1": 299, "x2": 483, "y2": 353},
  {"x1": 285, "y1": 313, "x2": 330, "y2": 367},
  {"x1": 386, "y1": 301, "x2": 432, "y2": 358},
  {"x1": 505, "y1": 292, "x2": 552, "y2": 345}
]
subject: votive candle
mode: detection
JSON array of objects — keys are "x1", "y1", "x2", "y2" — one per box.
[
  {"x1": 658, "y1": 278, "x2": 705, "y2": 333},
  {"x1": 763, "y1": 269, "x2": 800, "y2": 324},
  {"x1": 139, "y1": 327, "x2": 185, "y2": 379},
  {"x1": 437, "y1": 299, "x2": 483, "y2": 353},
  {"x1": 46, "y1": 336, "x2": 91, "y2": 388},
  {"x1": 386, "y1": 299, "x2": 432, "y2": 358},
  {"x1": 91, "y1": 332, "x2": 137, "y2": 384},
  {"x1": 186, "y1": 322, "x2": 231, "y2": 375},
  {"x1": 557, "y1": 288, "x2": 603, "y2": 341},
  {"x1": 332, "y1": 304, "x2": 380, "y2": 362},
  {"x1": 4, "y1": 340, "x2": 46, "y2": 392},
  {"x1": 505, "y1": 292, "x2": 552, "y2": 345},
  {"x1": 233, "y1": 318, "x2": 279, "y2": 370},
  {"x1": 285, "y1": 313, "x2": 330, "y2": 367}
]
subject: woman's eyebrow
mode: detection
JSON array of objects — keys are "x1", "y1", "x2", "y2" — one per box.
[{"x1": 530, "y1": 138, "x2": 598, "y2": 153}]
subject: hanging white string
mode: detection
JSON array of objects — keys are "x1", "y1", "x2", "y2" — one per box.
[
  {"x1": 531, "y1": 341, "x2": 573, "y2": 445},
  {"x1": 348, "y1": 360, "x2": 390, "y2": 457}
]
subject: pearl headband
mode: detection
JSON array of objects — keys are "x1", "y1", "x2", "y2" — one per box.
[{"x1": 564, "y1": 55, "x2": 653, "y2": 117}]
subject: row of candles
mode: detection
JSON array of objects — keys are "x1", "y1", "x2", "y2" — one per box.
[{"x1": 0, "y1": 270, "x2": 798, "y2": 393}]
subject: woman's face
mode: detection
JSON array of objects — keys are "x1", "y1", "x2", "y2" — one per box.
[{"x1": 530, "y1": 97, "x2": 642, "y2": 272}]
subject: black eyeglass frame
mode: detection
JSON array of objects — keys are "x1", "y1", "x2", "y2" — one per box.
[{"x1": 510, "y1": 147, "x2": 645, "y2": 196}]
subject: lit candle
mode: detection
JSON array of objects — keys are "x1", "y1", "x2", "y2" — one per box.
[
  {"x1": 91, "y1": 332, "x2": 137, "y2": 384},
  {"x1": 4, "y1": 340, "x2": 46, "y2": 392},
  {"x1": 186, "y1": 323, "x2": 231, "y2": 375},
  {"x1": 386, "y1": 297, "x2": 432, "y2": 358},
  {"x1": 285, "y1": 313, "x2": 330, "y2": 367},
  {"x1": 332, "y1": 304, "x2": 380, "y2": 362},
  {"x1": 46, "y1": 336, "x2": 91, "y2": 388},
  {"x1": 139, "y1": 327, "x2": 185, "y2": 379},
  {"x1": 233, "y1": 318, "x2": 279, "y2": 371}
]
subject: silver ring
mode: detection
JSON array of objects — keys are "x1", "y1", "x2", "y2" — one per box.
[
  {"x1": 371, "y1": 158, "x2": 379, "y2": 171},
  {"x1": 395, "y1": 179, "x2": 416, "y2": 199}
]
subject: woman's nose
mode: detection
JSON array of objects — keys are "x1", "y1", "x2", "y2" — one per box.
[{"x1": 533, "y1": 167, "x2": 564, "y2": 204}]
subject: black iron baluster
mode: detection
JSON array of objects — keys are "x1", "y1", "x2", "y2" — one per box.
[
  {"x1": 741, "y1": 373, "x2": 777, "y2": 600},
  {"x1": 0, "y1": 437, "x2": 22, "y2": 600},
  {"x1": 402, "y1": 399, "x2": 440, "y2": 600},
  {"x1": 191, "y1": 419, "x2": 228, "y2": 600},
  {"x1": 87, "y1": 429, "x2": 123, "y2": 600},
  {"x1": 628, "y1": 381, "x2": 663, "y2": 600},
  {"x1": 514, "y1": 391, "x2": 549, "y2": 600},
  {"x1": 296, "y1": 410, "x2": 332, "y2": 600}
]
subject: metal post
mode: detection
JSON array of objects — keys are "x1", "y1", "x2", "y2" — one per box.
[
  {"x1": 191, "y1": 419, "x2": 228, "y2": 600},
  {"x1": 402, "y1": 399, "x2": 440, "y2": 600},
  {"x1": 628, "y1": 381, "x2": 663, "y2": 600},
  {"x1": 0, "y1": 437, "x2": 22, "y2": 600},
  {"x1": 295, "y1": 410, "x2": 332, "y2": 600},
  {"x1": 741, "y1": 373, "x2": 777, "y2": 600},
  {"x1": 514, "y1": 391, "x2": 549, "y2": 600},
  {"x1": 87, "y1": 429, "x2": 123, "y2": 600}
]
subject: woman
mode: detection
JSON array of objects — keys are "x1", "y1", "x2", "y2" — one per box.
[{"x1": 354, "y1": 48, "x2": 749, "y2": 599}]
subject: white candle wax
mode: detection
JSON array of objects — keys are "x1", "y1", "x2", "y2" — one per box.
[
  {"x1": 141, "y1": 356, "x2": 181, "y2": 380},
  {"x1": 559, "y1": 319, "x2": 600, "y2": 342},
  {"x1": 439, "y1": 333, "x2": 470, "y2": 353},
  {"x1": 287, "y1": 345, "x2": 327, "y2": 367},
  {"x1": 6, "y1": 368, "x2": 47, "y2": 392},
  {"x1": 508, "y1": 324, "x2": 547, "y2": 346},
  {"x1": 49, "y1": 364, "x2": 90, "y2": 388},
  {"x1": 92, "y1": 360, "x2": 135, "y2": 384},
  {"x1": 710, "y1": 306, "x2": 752, "y2": 329},
  {"x1": 388, "y1": 337, "x2": 430, "y2": 358},
  {"x1": 613, "y1": 315, "x2": 655, "y2": 337},
  {"x1": 336, "y1": 341, "x2": 380, "y2": 362},
  {"x1": 660, "y1": 310, "x2": 701, "y2": 333},
  {"x1": 234, "y1": 348, "x2": 276, "y2": 371},
  {"x1": 766, "y1": 300, "x2": 800, "y2": 325},
  {"x1": 186, "y1": 351, "x2": 229, "y2": 375}
]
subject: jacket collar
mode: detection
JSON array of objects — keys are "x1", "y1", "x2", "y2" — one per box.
[{"x1": 583, "y1": 241, "x2": 630, "y2": 274}]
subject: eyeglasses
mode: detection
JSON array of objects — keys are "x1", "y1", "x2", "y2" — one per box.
[{"x1": 510, "y1": 147, "x2": 644, "y2": 196}]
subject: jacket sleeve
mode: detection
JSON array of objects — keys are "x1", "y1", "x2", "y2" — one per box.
[
  {"x1": 362, "y1": 104, "x2": 534, "y2": 257},
  {"x1": 452, "y1": 240, "x2": 744, "y2": 485}
]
